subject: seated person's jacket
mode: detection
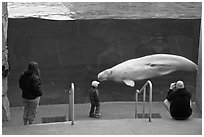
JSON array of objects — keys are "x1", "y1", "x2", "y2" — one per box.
[{"x1": 166, "y1": 88, "x2": 192, "y2": 119}]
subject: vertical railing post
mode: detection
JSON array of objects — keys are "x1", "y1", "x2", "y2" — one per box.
[
  {"x1": 70, "y1": 83, "x2": 74, "y2": 125},
  {"x1": 142, "y1": 87, "x2": 146, "y2": 118},
  {"x1": 68, "y1": 83, "x2": 74, "y2": 125},
  {"x1": 135, "y1": 90, "x2": 139, "y2": 118},
  {"x1": 148, "y1": 81, "x2": 152, "y2": 122},
  {"x1": 68, "y1": 89, "x2": 71, "y2": 121}
]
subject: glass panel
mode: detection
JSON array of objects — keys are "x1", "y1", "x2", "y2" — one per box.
[{"x1": 7, "y1": 3, "x2": 201, "y2": 107}]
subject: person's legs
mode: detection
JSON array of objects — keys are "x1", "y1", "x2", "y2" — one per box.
[
  {"x1": 22, "y1": 99, "x2": 29, "y2": 125},
  {"x1": 89, "y1": 103, "x2": 95, "y2": 117},
  {"x1": 27, "y1": 97, "x2": 40, "y2": 124},
  {"x1": 23, "y1": 118, "x2": 28, "y2": 125},
  {"x1": 95, "y1": 104, "x2": 100, "y2": 117},
  {"x1": 163, "y1": 99, "x2": 170, "y2": 112}
]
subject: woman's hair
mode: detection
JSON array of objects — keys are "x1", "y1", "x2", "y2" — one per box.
[{"x1": 27, "y1": 62, "x2": 40, "y2": 77}]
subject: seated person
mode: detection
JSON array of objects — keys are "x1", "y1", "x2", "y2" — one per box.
[{"x1": 163, "y1": 80, "x2": 192, "y2": 120}]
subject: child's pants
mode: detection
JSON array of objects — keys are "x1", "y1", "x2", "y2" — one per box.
[
  {"x1": 89, "y1": 103, "x2": 100, "y2": 116},
  {"x1": 23, "y1": 97, "x2": 40, "y2": 125}
]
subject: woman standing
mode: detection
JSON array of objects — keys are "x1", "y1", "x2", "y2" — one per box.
[{"x1": 19, "y1": 62, "x2": 42, "y2": 125}]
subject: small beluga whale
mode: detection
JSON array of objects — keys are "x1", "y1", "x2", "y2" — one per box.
[{"x1": 97, "y1": 54, "x2": 198, "y2": 87}]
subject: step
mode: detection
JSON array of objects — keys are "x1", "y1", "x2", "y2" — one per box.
[
  {"x1": 2, "y1": 118, "x2": 202, "y2": 135},
  {"x1": 3, "y1": 102, "x2": 201, "y2": 126}
]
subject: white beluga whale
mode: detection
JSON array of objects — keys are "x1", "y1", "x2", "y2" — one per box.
[{"x1": 97, "y1": 54, "x2": 198, "y2": 87}]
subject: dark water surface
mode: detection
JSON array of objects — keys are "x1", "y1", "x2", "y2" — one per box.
[{"x1": 7, "y1": 3, "x2": 201, "y2": 107}]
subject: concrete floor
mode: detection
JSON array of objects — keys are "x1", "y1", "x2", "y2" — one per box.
[{"x1": 2, "y1": 102, "x2": 202, "y2": 135}]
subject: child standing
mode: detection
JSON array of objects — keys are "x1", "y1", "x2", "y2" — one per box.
[{"x1": 89, "y1": 81, "x2": 100, "y2": 118}]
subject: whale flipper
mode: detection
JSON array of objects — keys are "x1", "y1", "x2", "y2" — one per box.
[{"x1": 123, "y1": 79, "x2": 135, "y2": 87}]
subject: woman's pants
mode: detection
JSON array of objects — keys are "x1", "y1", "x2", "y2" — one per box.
[{"x1": 23, "y1": 97, "x2": 40, "y2": 125}]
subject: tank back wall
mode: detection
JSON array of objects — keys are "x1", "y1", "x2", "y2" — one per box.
[{"x1": 7, "y1": 18, "x2": 200, "y2": 107}]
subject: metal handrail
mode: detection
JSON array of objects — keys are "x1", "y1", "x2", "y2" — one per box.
[
  {"x1": 68, "y1": 83, "x2": 74, "y2": 125},
  {"x1": 135, "y1": 80, "x2": 152, "y2": 122}
]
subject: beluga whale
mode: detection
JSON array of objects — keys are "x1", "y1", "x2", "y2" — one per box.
[{"x1": 97, "y1": 54, "x2": 198, "y2": 87}]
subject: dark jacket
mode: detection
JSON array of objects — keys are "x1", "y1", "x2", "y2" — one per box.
[
  {"x1": 166, "y1": 88, "x2": 192, "y2": 119},
  {"x1": 19, "y1": 71, "x2": 42, "y2": 100},
  {"x1": 89, "y1": 88, "x2": 100, "y2": 106}
]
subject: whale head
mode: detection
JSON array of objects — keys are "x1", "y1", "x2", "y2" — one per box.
[{"x1": 98, "y1": 69, "x2": 113, "y2": 81}]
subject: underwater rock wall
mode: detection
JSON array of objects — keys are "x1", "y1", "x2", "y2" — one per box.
[{"x1": 2, "y1": 2, "x2": 11, "y2": 121}]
